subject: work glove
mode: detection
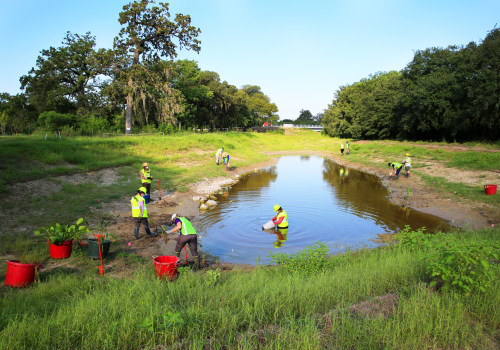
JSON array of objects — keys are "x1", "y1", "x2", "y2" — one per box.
[{"x1": 167, "y1": 230, "x2": 171, "y2": 234}]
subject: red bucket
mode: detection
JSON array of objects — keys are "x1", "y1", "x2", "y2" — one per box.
[
  {"x1": 153, "y1": 256, "x2": 180, "y2": 281},
  {"x1": 484, "y1": 184, "x2": 497, "y2": 195},
  {"x1": 48, "y1": 240, "x2": 73, "y2": 259},
  {"x1": 5, "y1": 260, "x2": 41, "y2": 288}
]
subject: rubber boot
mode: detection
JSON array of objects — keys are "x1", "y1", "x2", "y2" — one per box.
[
  {"x1": 146, "y1": 227, "x2": 156, "y2": 237},
  {"x1": 192, "y1": 256, "x2": 200, "y2": 271},
  {"x1": 134, "y1": 228, "x2": 139, "y2": 239}
]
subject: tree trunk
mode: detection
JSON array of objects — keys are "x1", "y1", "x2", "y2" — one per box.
[{"x1": 125, "y1": 77, "x2": 134, "y2": 134}]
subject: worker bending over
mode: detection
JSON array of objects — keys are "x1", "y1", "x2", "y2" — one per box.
[
  {"x1": 130, "y1": 187, "x2": 156, "y2": 239},
  {"x1": 272, "y1": 205, "x2": 288, "y2": 229},
  {"x1": 222, "y1": 152, "x2": 230, "y2": 171},
  {"x1": 167, "y1": 214, "x2": 200, "y2": 269},
  {"x1": 388, "y1": 162, "x2": 403, "y2": 179},
  {"x1": 140, "y1": 162, "x2": 153, "y2": 200}
]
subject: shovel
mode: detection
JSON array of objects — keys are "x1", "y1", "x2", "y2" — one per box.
[{"x1": 93, "y1": 234, "x2": 105, "y2": 275}]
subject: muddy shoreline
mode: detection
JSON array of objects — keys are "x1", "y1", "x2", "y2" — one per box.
[{"x1": 168, "y1": 150, "x2": 493, "y2": 231}]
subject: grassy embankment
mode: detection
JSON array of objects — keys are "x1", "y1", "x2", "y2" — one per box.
[{"x1": 0, "y1": 131, "x2": 499, "y2": 349}]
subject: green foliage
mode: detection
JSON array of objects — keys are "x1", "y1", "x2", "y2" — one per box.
[
  {"x1": 394, "y1": 225, "x2": 430, "y2": 250},
  {"x1": 34, "y1": 218, "x2": 89, "y2": 244},
  {"x1": 426, "y1": 238, "x2": 499, "y2": 295},
  {"x1": 205, "y1": 268, "x2": 221, "y2": 287},
  {"x1": 78, "y1": 115, "x2": 110, "y2": 135},
  {"x1": 138, "y1": 312, "x2": 185, "y2": 333},
  {"x1": 37, "y1": 111, "x2": 77, "y2": 132},
  {"x1": 158, "y1": 123, "x2": 178, "y2": 134},
  {"x1": 323, "y1": 28, "x2": 500, "y2": 141},
  {"x1": 268, "y1": 242, "x2": 330, "y2": 274},
  {"x1": 395, "y1": 227, "x2": 500, "y2": 295}
]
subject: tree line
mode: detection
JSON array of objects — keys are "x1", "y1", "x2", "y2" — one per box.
[
  {"x1": 322, "y1": 28, "x2": 500, "y2": 142},
  {"x1": 0, "y1": 0, "x2": 279, "y2": 135}
]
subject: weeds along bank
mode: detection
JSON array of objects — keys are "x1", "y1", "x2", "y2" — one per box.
[{"x1": 0, "y1": 229, "x2": 498, "y2": 349}]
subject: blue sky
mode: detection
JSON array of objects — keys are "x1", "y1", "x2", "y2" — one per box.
[{"x1": 1, "y1": 0, "x2": 498, "y2": 120}]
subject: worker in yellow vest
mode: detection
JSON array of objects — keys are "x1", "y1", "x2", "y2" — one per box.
[
  {"x1": 167, "y1": 214, "x2": 200, "y2": 269},
  {"x1": 403, "y1": 153, "x2": 411, "y2": 177},
  {"x1": 340, "y1": 142, "x2": 345, "y2": 156},
  {"x1": 215, "y1": 147, "x2": 224, "y2": 165},
  {"x1": 272, "y1": 205, "x2": 288, "y2": 229},
  {"x1": 130, "y1": 187, "x2": 155, "y2": 239},
  {"x1": 140, "y1": 162, "x2": 153, "y2": 199},
  {"x1": 388, "y1": 162, "x2": 403, "y2": 179}
]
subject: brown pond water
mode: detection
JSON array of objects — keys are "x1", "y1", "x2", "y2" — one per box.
[{"x1": 196, "y1": 155, "x2": 449, "y2": 264}]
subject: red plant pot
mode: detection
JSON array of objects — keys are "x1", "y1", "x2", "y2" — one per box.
[
  {"x1": 48, "y1": 239, "x2": 73, "y2": 259},
  {"x1": 5, "y1": 260, "x2": 41, "y2": 287}
]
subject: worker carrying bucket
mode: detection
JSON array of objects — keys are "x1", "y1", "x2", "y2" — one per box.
[{"x1": 166, "y1": 214, "x2": 200, "y2": 270}]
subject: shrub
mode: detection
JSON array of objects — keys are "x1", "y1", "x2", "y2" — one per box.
[
  {"x1": 268, "y1": 242, "x2": 329, "y2": 274},
  {"x1": 37, "y1": 111, "x2": 77, "y2": 132},
  {"x1": 158, "y1": 123, "x2": 178, "y2": 135},
  {"x1": 394, "y1": 225, "x2": 430, "y2": 250},
  {"x1": 425, "y1": 239, "x2": 499, "y2": 295},
  {"x1": 78, "y1": 115, "x2": 110, "y2": 135}
]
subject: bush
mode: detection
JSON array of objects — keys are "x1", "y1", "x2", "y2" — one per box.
[
  {"x1": 425, "y1": 239, "x2": 499, "y2": 295},
  {"x1": 395, "y1": 227, "x2": 500, "y2": 295},
  {"x1": 268, "y1": 242, "x2": 329, "y2": 274},
  {"x1": 158, "y1": 123, "x2": 178, "y2": 135},
  {"x1": 78, "y1": 115, "x2": 110, "y2": 136},
  {"x1": 394, "y1": 225, "x2": 430, "y2": 250},
  {"x1": 37, "y1": 111, "x2": 77, "y2": 132}
]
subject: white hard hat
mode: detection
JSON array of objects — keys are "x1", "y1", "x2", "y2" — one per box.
[{"x1": 171, "y1": 214, "x2": 177, "y2": 221}]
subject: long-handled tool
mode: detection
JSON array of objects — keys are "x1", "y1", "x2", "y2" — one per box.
[
  {"x1": 94, "y1": 234, "x2": 105, "y2": 275},
  {"x1": 184, "y1": 246, "x2": 189, "y2": 265},
  {"x1": 158, "y1": 180, "x2": 162, "y2": 200}
]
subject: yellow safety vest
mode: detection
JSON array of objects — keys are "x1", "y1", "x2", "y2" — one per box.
[
  {"x1": 340, "y1": 143, "x2": 344, "y2": 149},
  {"x1": 141, "y1": 169, "x2": 151, "y2": 184},
  {"x1": 131, "y1": 195, "x2": 148, "y2": 218},
  {"x1": 177, "y1": 217, "x2": 197, "y2": 236},
  {"x1": 277, "y1": 210, "x2": 288, "y2": 228}
]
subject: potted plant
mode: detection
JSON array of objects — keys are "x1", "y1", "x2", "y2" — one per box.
[
  {"x1": 86, "y1": 216, "x2": 116, "y2": 259},
  {"x1": 34, "y1": 218, "x2": 89, "y2": 259}
]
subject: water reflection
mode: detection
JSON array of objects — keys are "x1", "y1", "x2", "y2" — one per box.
[{"x1": 196, "y1": 156, "x2": 448, "y2": 264}]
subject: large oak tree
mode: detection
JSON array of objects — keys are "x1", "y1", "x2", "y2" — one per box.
[{"x1": 114, "y1": 0, "x2": 201, "y2": 134}]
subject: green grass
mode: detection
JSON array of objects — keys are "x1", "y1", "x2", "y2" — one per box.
[
  {"x1": 418, "y1": 173, "x2": 500, "y2": 207},
  {"x1": 1, "y1": 132, "x2": 499, "y2": 348},
  {"x1": 0, "y1": 229, "x2": 498, "y2": 349}
]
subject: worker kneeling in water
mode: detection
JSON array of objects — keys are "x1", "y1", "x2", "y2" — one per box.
[
  {"x1": 272, "y1": 205, "x2": 288, "y2": 229},
  {"x1": 167, "y1": 214, "x2": 200, "y2": 269}
]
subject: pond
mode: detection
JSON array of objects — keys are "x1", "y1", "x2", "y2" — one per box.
[{"x1": 196, "y1": 155, "x2": 448, "y2": 264}]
